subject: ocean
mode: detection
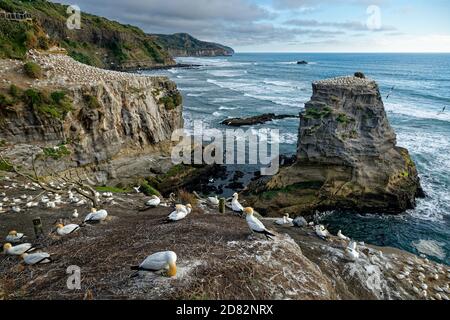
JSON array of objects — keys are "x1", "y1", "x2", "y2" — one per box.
[{"x1": 143, "y1": 53, "x2": 450, "y2": 265}]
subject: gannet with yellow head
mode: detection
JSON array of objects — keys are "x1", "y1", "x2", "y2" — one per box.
[
  {"x1": 315, "y1": 225, "x2": 330, "y2": 240},
  {"x1": 3, "y1": 243, "x2": 36, "y2": 255},
  {"x1": 84, "y1": 208, "x2": 108, "y2": 223},
  {"x1": 231, "y1": 193, "x2": 244, "y2": 213},
  {"x1": 207, "y1": 195, "x2": 219, "y2": 206},
  {"x1": 21, "y1": 252, "x2": 52, "y2": 265},
  {"x1": 167, "y1": 204, "x2": 189, "y2": 222},
  {"x1": 345, "y1": 241, "x2": 360, "y2": 262},
  {"x1": 337, "y1": 230, "x2": 350, "y2": 241},
  {"x1": 56, "y1": 223, "x2": 81, "y2": 236},
  {"x1": 131, "y1": 251, "x2": 177, "y2": 277},
  {"x1": 5, "y1": 230, "x2": 26, "y2": 243},
  {"x1": 146, "y1": 195, "x2": 161, "y2": 207},
  {"x1": 178, "y1": 204, "x2": 193, "y2": 215},
  {"x1": 244, "y1": 207, "x2": 275, "y2": 240}
]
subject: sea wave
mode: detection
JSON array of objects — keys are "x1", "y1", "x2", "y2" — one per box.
[
  {"x1": 412, "y1": 240, "x2": 446, "y2": 259},
  {"x1": 386, "y1": 102, "x2": 450, "y2": 123},
  {"x1": 207, "y1": 69, "x2": 247, "y2": 77}
]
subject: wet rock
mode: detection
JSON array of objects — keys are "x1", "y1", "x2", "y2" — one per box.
[{"x1": 221, "y1": 113, "x2": 299, "y2": 126}]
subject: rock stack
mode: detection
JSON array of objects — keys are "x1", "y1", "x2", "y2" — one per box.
[{"x1": 246, "y1": 76, "x2": 424, "y2": 215}]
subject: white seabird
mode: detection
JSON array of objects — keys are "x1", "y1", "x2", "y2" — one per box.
[
  {"x1": 345, "y1": 241, "x2": 360, "y2": 262},
  {"x1": 131, "y1": 251, "x2": 177, "y2": 277},
  {"x1": 244, "y1": 207, "x2": 275, "y2": 240},
  {"x1": 167, "y1": 205, "x2": 189, "y2": 222},
  {"x1": 11, "y1": 206, "x2": 21, "y2": 213},
  {"x1": 231, "y1": 193, "x2": 244, "y2": 213},
  {"x1": 6, "y1": 230, "x2": 26, "y2": 243},
  {"x1": 315, "y1": 225, "x2": 330, "y2": 240},
  {"x1": 275, "y1": 213, "x2": 294, "y2": 226},
  {"x1": 146, "y1": 195, "x2": 161, "y2": 207},
  {"x1": 72, "y1": 209, "x2": 79, "y2": 218},
  {"x1": 133, "y1": 186, "x2": 141, "y2": 193},
  {"x1": 84, "y1": 208, "x2": 108, "y2": 223},
  {"x1": 21, "y1": 252, "x2": 52, "y2": 265},
  {"x1": 56, "y1": 223, "x2": 81, "y2": 236},
  {"x1": 207, "y1": 195, "x2": 219, "y2": 206},
  {"x1": 3, "y1": 243, "x2": 36, "y2": 255},
  {"x1": 337, "y1": 230, "x2": 350, "y2": 241},
  {"x1": 178, "y1": 204, "x2": 193, "y2": 215}
]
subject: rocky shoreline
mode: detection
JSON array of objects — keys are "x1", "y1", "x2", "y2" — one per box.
[
  {"x1": 246, "y1": 75, "x2": 424, "y2": 216},
  {"x1": 221, "y1": 113, "x2": 299, "y2": 126}
]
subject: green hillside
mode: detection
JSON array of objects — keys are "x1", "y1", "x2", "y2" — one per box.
[
  {"x1": 153, "y1": 33, "x2": 235, "y2": 57},
  {"x1": 0, "y1": 0, "x2": 175, "y2": 69}
]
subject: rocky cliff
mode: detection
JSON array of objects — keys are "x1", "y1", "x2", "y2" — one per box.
[
  {"x1": 0, "y1": 52, "x2": 183, "y2": 184},
  {"x1": 153, "y1": 33, "x2": 235, "y2": 57},
  {"x1": 246, "y1": 76, "x2": 424, "y2": 216}
]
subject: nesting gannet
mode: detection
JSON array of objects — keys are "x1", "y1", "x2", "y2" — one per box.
[
  {"x1": 167, "y1": 205, "x2": 189, "y2": 222},
  {"x1": 131, "y1": 251, "x2": 177, "y2": 277},
  {"x1": 84, "y1": 208, "x2": 108, "y2": 223},
  {"x1": 46, "y1": 201, "x2": 56, "y2": 208},
  {"x1": 337, "y1": 230, "x2": 350, "y2": 241},
  {"x1": 3, "y1": 243, "x2": 36, "y2": 255},
  {"x1": 6, "y1": 231, "x2": 26, "y2": 243},
  {"x1": 146, "y1": 195, "x2": 161, "y2": 207},
  {"x1": 21, "y1": 252, "x2": 52, "y2": 265},
  {"x1": 25, "y1": 201, "x2": 39, "y2": 208},
  {"x1": 207, "y1": 195, "x2": 219, "y2": 206},
  {"x1": 293, "y1": 216, "x2": 307, "y2": 228},
  {"x1": 56, "y1": 223, "x2": 81, "y2": 236},
  {"x1": 12, "y1": 206, "x2": 21, "y2": 213},
  {"x1": 179, "y1": 204, "x2": 193, "y2": 215},
  {"x1": 314, "y1": 225, "x2": 329, "y2": 240},
  {"x1": 231, "y1": 193, "x2": 244, "y2": 213},
  {"x1": 275, "y1": 213, "x2": 294, "y2": 226},
  {"x1": 344, "y1": 241, "x2": 360, "y2": 262},
  {"x1": 244, "y1": 207, "x2": 275, "y2": 240},
  {"x1": 72, "y1": 209, "x2": 79, "y2": 218}
]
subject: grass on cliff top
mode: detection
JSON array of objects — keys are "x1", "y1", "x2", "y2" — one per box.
[
  {"x1": 22, "y1": 88, "x2": 73, "y2": 120},
  {"x1": 0, "y1": 0, "x2": 173, "y2": 67}
]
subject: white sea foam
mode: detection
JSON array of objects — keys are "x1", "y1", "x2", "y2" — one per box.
[
  {"x1": 218, "y1": 106, "x2": 238, "y2": 110},
  {"x1": 212, "y1": 111, "x2": 222, "y2": 117},
  {"x1": 386, "y1": 102, "x2": 450, "y2": 123},
  {"x1": 207, "y1": 69, "x2": 247, "y2": 77},
  {"x1": 187, "y1": 93, "x2": 204, "y2": 97},
  {"x1": 412, "y1": 240, "x2": 446, "y2": 259}
]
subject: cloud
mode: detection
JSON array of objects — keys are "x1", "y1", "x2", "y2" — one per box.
[
  {"x1": 273, "y1": 0, "x2": 388, "y2": 10},
  {"x1": 284, "y1": 19, "x2": 397, "y2": 32}
]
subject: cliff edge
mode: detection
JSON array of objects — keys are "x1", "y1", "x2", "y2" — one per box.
[
  {"x1": 0, "y1": 51, "x2": 183, "y2": 184},
  {"x1": 246, "y1": 76, "x2": 424, "y2": 215}
]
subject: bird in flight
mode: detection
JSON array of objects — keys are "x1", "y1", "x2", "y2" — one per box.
[{"x1": 386, "y1": 86, "x2": 395, "y2": 100}]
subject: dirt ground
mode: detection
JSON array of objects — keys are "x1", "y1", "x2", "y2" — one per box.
[{"x1": 1, "y1": 176, "x2": 449, "y2": 300}]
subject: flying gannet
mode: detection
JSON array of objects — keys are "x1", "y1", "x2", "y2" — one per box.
[
  {"x1": 231, "y1": 193, "x2": 244, "y2": 213},
  {"x1": 131, "y1": 251, "x2": 177, "y2": 277},
  {"x1": 56, "y1": 223, "x2": 81, "y2": 236},
  {"x1": 84, "y1": 208, "x2": 108, "y2": 223},
  {"x1": 146, "y1": 195, "x2": 161, "y2": 207},
  {"x1": 21, "y1": 252, "x2": 52, "y2": 265},
  {"x1": 3, "y1": 243, "x2": 36, "y2": 255},
  {"x1": 6, "y1": 230, "x2": 26, "y2": 243},
  {"x1": 244, "y1": 207, "x2": 276, "y2": 240},
  {"x1": 167, "y1": 205, "x2": 189, "y2": 222},
  {"x1": 275, "y1": 213, "x2": 294, "y2": 226},
  {"x1": 337, "y1": 230, "x2": 350, "y2": 241}
]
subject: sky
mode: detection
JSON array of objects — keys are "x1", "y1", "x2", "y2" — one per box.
[{"x1": 56, "y1": 0, "x2": 450, "y2": 52}]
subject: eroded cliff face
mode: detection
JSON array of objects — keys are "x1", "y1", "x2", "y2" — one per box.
[
  {"x1": 0, "y1": 53, "x2": 183, "y2": 183},
  {"x1": 246, "y1": 76, "x2": 424, "y2": 216}
]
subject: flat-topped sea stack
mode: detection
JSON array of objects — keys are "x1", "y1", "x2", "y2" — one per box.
[{"x1": 246, "y1": 76, "x2": 424, "y2": 215}]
